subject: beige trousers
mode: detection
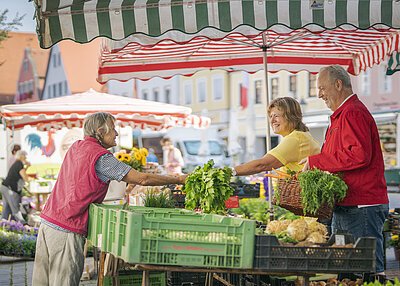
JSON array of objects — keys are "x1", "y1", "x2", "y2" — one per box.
[{"x1": 32, "y1": 224, "x2": 85, "y2": 286}]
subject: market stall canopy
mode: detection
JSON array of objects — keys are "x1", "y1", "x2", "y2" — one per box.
[
  {"x1": 0, "y1": 89, "x2": 210, "y2": 131},
  {"x1": 387, "y1": 51, "x2": 400, "y2": 75},
  {"x1": 97, "y1": 28, "x2": 400, "y2": 82},
  {"x1": 34, "y1": 0, "x2": 400, "y2": 49}
]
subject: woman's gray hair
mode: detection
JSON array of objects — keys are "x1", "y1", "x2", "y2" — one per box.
[
  {"x1": 15, "y1": 150, "x2": 27, "y2": 160},
  {"x1": 320, "y1": 65, "x2": 352, "y2": 89},
  {"x1": 83, "y1": 112, "x2": 116, "y2": 143}
]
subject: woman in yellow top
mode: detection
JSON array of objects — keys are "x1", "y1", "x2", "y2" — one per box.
[{"x1": 232, "y1": 97, "x2": 320, "y2": 176}]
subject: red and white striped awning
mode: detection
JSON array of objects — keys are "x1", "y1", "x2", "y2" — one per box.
[
  {"x1": 0, "y1": 89, "x2": 210, "y2": 131},
  {"x1": 98, "y1": 28, "x2": 400, "y2": 82}
]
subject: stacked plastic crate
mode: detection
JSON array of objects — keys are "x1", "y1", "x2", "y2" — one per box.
[{"x1": 88, "y1": 204, "x2": 256, "y2": 269}]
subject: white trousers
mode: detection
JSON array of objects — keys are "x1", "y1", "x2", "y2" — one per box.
[{"x1": 32, "y1": 224, "x2": 85, "y2": 286}]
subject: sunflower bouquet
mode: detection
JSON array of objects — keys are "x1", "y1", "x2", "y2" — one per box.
[{"x1": 114, "y1": 147, "x2": 149, "y2": 171}]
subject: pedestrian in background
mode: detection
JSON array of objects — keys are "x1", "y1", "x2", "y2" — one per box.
[
  {"x1": 7, "y1": 144, "x2": 21, "y2": 168},
  {"x1": 146, "y1": 147, "x2": 159, "y2": 163},
  {"x1": 160, "y1": 137, "x2": 184, "y2": 174},
  {"x1": 1, "y1": 150, "x2": 30, "y2": 224},
  {"x1": 302, "y1": 65, "x2": 389, "y2": 282}
]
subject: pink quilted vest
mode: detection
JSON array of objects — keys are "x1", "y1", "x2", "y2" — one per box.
[{"x1": 41, "y1": 136, "x2": 110, "y2": 236}]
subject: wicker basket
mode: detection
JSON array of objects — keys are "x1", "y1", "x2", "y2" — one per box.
[{"x1": 273, "y1": 178, "x2": 333, "y2": 219}]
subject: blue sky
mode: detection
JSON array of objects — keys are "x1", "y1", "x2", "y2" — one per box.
[{"x1": 1, "y1": 0, "x2": 36, "y2": 32}]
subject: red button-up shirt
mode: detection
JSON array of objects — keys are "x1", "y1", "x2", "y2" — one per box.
[{"x1": 308, "y1": 95, "x2": 388, "y2": 206}]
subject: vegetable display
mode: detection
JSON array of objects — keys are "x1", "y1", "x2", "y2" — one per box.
[
  {"x1": 297, "y1": 168, "x2": 347, "y2": 216},
  {"x1": 182, "y1": 160, "x2": 234, "y2": 214},
  {"x1": 266, "y1": 217, "x2": 328, "y2": 245}
]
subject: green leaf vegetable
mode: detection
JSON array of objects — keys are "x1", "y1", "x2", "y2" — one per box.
[
  {"x1": 230, "y1": 198, "x2": 270, "y2": 224},
  {"x1": 182, "y1": 160, "x2": 234, "y2": 214},
  {"x1": 297, "y1": 168, "x2": 347, "y2": 215},
  {"x1": 143, "y1": 189, "x2": 175, "y2": 208}
]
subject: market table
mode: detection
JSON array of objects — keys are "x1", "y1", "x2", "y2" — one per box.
[
  {"x1": 29, "y1": 180, "x2": 55, "y2": 211},
  {"x1": 96, "y1": 251, "x2": 316, "y2": 286}
]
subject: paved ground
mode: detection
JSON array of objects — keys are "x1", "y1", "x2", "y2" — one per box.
[
  {"x1": 0, "y1": 249, "x2": 399, "y2": 286},
  {"x1": 0, "y1": 256, "x2": 97, "y2": 286}
]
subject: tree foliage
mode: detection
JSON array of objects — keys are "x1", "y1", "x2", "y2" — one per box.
[{"x1": 0, "y1": 9, "x2": 25, "y2": 44}]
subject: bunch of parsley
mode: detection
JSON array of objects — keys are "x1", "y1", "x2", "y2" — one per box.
[
  {"x1": 297, "y1": 168, "x2": 347, "y2": 216},
  {"x1": 182, "y1": 160, "x2": 234, "y2": 214}
]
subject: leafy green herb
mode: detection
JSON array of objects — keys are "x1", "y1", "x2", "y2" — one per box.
[
  {"x1": 182, "y1": 160, "x2": 234, "y2": 214},
  {"x1": 143, "y1": 189, "x2": 175, "y2": 208},
  {"x1": 297, "y1": 168, "x2": 347, "y2": 215},
  {"x1": 231, "y1": 198, "x2": 270, "y2": 224}
]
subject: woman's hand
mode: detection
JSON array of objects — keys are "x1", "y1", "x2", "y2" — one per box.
[{"x1": 300, "y1": 157, "x2": 310, "y2": 172}]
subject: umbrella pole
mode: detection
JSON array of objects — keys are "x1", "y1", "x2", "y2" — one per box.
[{"x1": 262, "y1": 32, "x2": 274, "y2": 221}]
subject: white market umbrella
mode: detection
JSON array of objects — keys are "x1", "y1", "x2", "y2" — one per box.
[{"x1": 0, "y1": 89, "x2": 210, "y2": 131}]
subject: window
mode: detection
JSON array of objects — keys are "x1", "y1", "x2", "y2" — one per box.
[
  {"x1": 270, "y1": 78, "x2": 279, "y2": 98},
  {"x1": 212, "y1": 75, "x2": 223, "y2": 100},
  {"x1": 308, "y1": 73, "x2": 317, "y2": 97},
  {"x1": 184, "y1": 82, "x2": 192, "y2": 104},
  {"x1": 255, "y1": 80, "x2": 262, "y2": 104},
  {"x1": 289, "y1": 75, "x2": 297, "y2": 98},
  {"x1": 23, "y1": 60, "x2": 29, "y2": 72},
  {"x1": 164, "y1": 86, "x2": 171, "y2": 103},
  {"x1": 142, "y1": 90, "x2": 148, "y2": 100},
  {"x1": 59, "y1": 82, "x2": 63, "y2": 96},
  {"x1": 27, "y1": 81, "x2": 33, "y2": 93},
  {"x1": 197, "y1": 78, "x2": 206, "y2": 103},
  {"x1": 64, "y1": 81, "x2": 68, "y2": 94},
  {"x1": 360, "y1": 69, "x2": 371, "y2": 96},
  {"x1": 53, "y1": 84, "x2": 57, "y2": 97},
  {"x1": 153, "y1": 88, "x2": 159, "y2": 102},
  {"x1": 58, "y1": 53, "x2": 62, "y2": 66},
  {"x1": 53, "y1": 54, "x2": 58, "y2": 68},
  {"x1": 48, "y1": 85, "x2": 52, "y2": 98},
  {"x1": 381, "y1": 65, "x2": 392, "y2": 93},
  {"x1": 183, "y1": 140, "x2": 223, "y2": 155}
]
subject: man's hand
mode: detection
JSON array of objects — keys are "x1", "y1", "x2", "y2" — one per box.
[{"x1": 300, "y1": 157, "x2": 310, "y2": 172}]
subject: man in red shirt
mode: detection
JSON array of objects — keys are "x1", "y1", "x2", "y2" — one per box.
[{"x1": 303, "y1": 65, "x2": 389, "y2": 281}]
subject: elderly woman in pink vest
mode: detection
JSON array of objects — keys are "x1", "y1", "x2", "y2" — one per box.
[{"x1": 32, "y1": 112, "x2": 186, "y2": 286}]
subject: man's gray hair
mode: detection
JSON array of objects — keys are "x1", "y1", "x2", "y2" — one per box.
[
  {"x1": 15, "y1": 150, "x2": 27, "y2": 160},
  {"x1": 83, "y1": 112, "x2": 116, "y2": 143},
  {"x1": 320, "y1": 65, "x2": 352, "y2": 88}
]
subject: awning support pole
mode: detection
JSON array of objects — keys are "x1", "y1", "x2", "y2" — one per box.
[{"x1": 262, "y1": 32, "x2": 274, "y2": 220}]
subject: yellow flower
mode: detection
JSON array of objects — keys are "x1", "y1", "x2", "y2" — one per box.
[
  {"x1": 123, "y1": 154, "x2": 131, "y2": 162},
  {"x1": 132, "y1": 147, "x2": 140, "y2": 153},
  {"x1": 134, "y1": 152, "x2": 142, "y2": 161},
  {"x1": 140, "y1": 148, "x2": 149, "y2": 157},
  {"x1": 115, "y1": 152, "x2": 124, "y2": 161},
  {"x1": 392, "y1": 235, "x2": 399, "y2": 241},
  {"x1": 141, "y1": 157, "x2": 147, "y2": 166}
]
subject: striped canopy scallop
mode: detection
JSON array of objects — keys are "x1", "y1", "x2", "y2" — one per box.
[
  {"x1": 34, "y1": 0, "x2": 400, "y2": 49},
  {"x1": 98, "y1": 28, "x2": 400, "y2": 82}
]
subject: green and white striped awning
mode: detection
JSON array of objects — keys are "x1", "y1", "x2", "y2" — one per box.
[
  {"x1": 34, "y1": 0, "x2": 400, "y2": 49},
  {"x1": 387, "y1": 51, "x2": 400, "y2": 74}
]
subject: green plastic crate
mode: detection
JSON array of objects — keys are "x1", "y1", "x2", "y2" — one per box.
[
  {"x1": 116, "y1": 210, "x2": 255, "y2": 268},
  {"x1": 89, "y1": 204, "x2": 198, "y2": 252},
  {"x1": 103, "y1": 271, "x2": 166, "y2": 286},
  {"x1": 87, "y1": 204, "x2": 121, "y2": 249},
  {"x1": 102, "y1": 205, "x2": 197, "y2": 254},
  {"x1": 89, "y1": 204, "x2": 256, "y2": 268}
]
